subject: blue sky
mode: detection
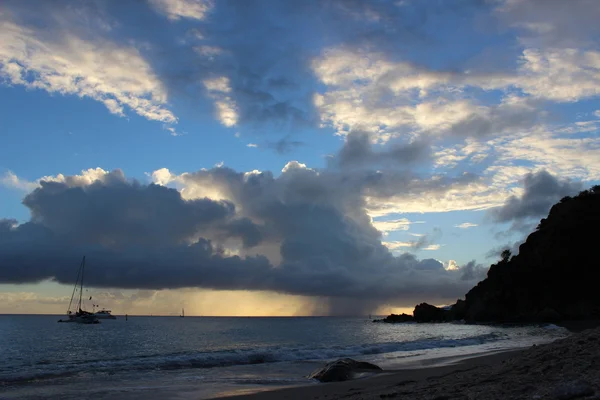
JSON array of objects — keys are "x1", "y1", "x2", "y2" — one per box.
[{"x1": 0, "y1": 0, "x2": 599, "y2": 315}]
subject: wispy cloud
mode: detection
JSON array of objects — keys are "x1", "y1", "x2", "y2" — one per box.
[
  {"x1": 454, "y1": 222, "x2": 478, "y2": 229},
  {"x1": 0, "y1": 20, "x2": 177, "y2": 127},
  {"x1": 149, "y1": 0, "x2": 212, "y2": 21}
]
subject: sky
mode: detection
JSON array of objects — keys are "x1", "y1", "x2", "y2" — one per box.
[{"x1": 0, "y1": 0, "x2": 599, "y2": 316}]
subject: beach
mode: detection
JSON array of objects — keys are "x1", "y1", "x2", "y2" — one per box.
[{"x1": 217, "y1": 327, "x2": 600, "y2": 400}]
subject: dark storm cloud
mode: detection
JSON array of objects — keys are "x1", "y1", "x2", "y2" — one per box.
[
  {"x1": 491, "y1": 170, "x2": 582, "y2": 223},
  {"x1": 335, "y1": 132, "x2": 431, "y2": 168},
  {"x1": 23, "y1": 172, "x2": 236, "y2": 247},
  {"x1": 459, "y1": 260, "x2": 487, "y2": 281},
  {"x1": 0, "y1": 167, "x2": 481, "y2": 308}
]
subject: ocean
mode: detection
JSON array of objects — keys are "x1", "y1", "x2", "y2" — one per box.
[{"x1": 0, "y1": 315, "x2": 570, "y2": 399}]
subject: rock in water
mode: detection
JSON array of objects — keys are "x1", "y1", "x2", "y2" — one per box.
[
  {"x1": 379, "y1": 313, "x2": 414, "y2": 323},
  {"x1": 309, "y1": 358, "x2": 382, "y2": 382},
  {"x1": 413, "y1": 303, "x2": 447, "y2": 322}
]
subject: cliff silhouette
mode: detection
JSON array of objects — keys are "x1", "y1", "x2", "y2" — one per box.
[
  {"x1": 460, "y1": 185, "x2": 600, "y2": 322},
  {"x1": 379, "y1": 186, "x2": 600, "y2": 324}
]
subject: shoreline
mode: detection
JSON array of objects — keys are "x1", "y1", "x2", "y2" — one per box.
[
  {"x1": 209, "y1": 349, "x2": 525, "y2": 399},
  {"x1": 211, "y1": 327, "x2": 600, "y2": 400},
  {"x1": 209, "y1": 349, "x2": 527, "y2": 400}
]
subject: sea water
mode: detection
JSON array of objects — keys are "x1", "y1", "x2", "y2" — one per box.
[{"x1": 0, "y1": 315, "x2": 570, "y2": 399}]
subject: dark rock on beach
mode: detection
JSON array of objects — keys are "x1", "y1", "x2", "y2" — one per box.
[
  {"x1": 309, "y1": 358, "x2": 382, "y2": 382},
  {"x1": 375, "y1": 313, "x2": 414, "y2": 323}
]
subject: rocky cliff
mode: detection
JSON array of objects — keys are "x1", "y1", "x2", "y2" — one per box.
[{"x1": 461, "y1": 186, "x2": 600, "y2": 322}]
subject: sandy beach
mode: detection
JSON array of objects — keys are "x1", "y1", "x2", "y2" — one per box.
[{"x1": 216, "y1": 327, "x2": 600, "y2": 400}]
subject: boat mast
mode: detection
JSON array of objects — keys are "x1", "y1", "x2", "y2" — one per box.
[
  {"x1": 78, "y1": 256, "x2": 86, "y2": 311},
  {"x1": 67, "y1": 256, "x2": 84, "y2": 314}
]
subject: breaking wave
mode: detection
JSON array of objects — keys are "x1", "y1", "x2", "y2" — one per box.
[{"x1": 0, "y1": 333, "x2": 503, "y2": 385}]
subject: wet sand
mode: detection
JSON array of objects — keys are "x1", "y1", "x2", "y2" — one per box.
[{"x1": 213, "y1": 327, "x2": 600, "y2": 400}]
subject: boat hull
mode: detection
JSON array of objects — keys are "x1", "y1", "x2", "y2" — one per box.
[
  {"x1": 58, "y1": 314, "x2": 100, "y2": 324},
  {"x1": 94, "y1": 314, "x2": 116, "y2": 319}
]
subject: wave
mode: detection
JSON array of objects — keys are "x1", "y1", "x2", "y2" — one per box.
[{"x1": 0, "y1": 333, "x2": 504, "y2": 385}]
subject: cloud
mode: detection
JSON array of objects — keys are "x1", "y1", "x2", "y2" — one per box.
[
  {"x1": 372, "y1": 218, "x2": 422, "y2": 235},
  {"x1": 485, "y1": 241, "x2": 523, "y2": 260},
  {"x1": 490, "y1": 170, "x2": 583, "y2": 223},
  {"x1": 0, "y1": 18, "x2": 177, "y2": 126},
  {"x1": 264, "y1": 136, "x2": 305, "y2": 155},
  {"x1": 334, "y1": 132, "x2": 431, "y2": 168},
  {"x1": 149, "y1": 0, "x2": 212, "y2": 21},
  {"x1": 495, "y1": 0, "x2": 600, "y2": 48},
  {"x1": 455, "y1": 222, "x2": 478, "y2": 229},
  {"x1": 508, "y1": 48, "x2": 600, "y2": 102},
  {"x1": 312, "y1": 48, "x2": 547, "y2": 141},
  {"x1": 203, "y1": 76, "x2": 238, "y2": 127},
  {"x1": 247, "y1": 143, "x2": 258, "y2": 148},
  {"x1": 0, "y1": 167, "x2": 484, "y2": 309},
  {"x1": 0, "y1": 171, "x2": 38, "y2": 192},
  {"x1": 383, "y1": 227, "x2": 442, "y2": 251},
  {"x1": 458, "y1": 260, "x2": 487, "y2": 281}
]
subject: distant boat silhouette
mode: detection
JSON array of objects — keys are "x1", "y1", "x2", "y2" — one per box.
[
  {"x1": 58, "y1": 256, "x2": 99, "y2": 324},
  {"x1": 180, "y1": 308, "x2": 184, "y2": 318}
]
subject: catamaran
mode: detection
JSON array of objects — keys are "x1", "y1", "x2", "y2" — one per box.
[
  {"x1": 93, "y1": 308, "x2": 116, "y2": 319},
  {"x1": 58, "y1": 256, "x2": 100, "y2": 324}
]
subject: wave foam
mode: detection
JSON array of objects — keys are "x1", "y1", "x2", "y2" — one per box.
[{"x1": 0, "y1": 333, "x2": 505, "y2": 385}]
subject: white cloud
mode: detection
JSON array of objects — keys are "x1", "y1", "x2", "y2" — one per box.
[
  {"x1": 204, "y1": 76, "x2": 232, "y2": 93},
  {"x1": 511, "y1": 49, "x2": 600, "y2": 102},
  {"x1": 150, "y1": 168, "x2": 175, "y2": 186},
  {"x1": 382, "y1": 241, "x2": 414, "y2": 250},
  {"x1": 281, "y1": 161, "x2": 309, "y2": 173},
  {"x1": 149, "y1": 0, "x2": 212, "y2": 21},
  {"x1": 463, "y1": 49, "x2": 600, "y2": 102},
  {"x1": 1, "y1": 168, "x2": 115, "y2": 193},
  {"x1": 0, "y1": 20, "x2": 177, "y2": 126},
  {"x1": 444, "y1": 260, "x2": 459, "y2": 271},
  {"x1": 595, "y1": 110, "x2": 600, "y2": 118},
  {"x1": 364, "y1": 181, "x2": 509, "y2": 216},
  {"x1": 311, "y1": 48, "x2": 546, "y2": 140},
  {"x1": 372, "y1": 218, "x2": 423, "y2": 235},
  {"x1": 0, "y1": 171, "x2": 39, "y2": 192},
  {"x1": 312, "y1": 44, "x2": 599, "y2": 144},
  {"x1": 455, "y1": 222, "x2": 478, "y2": 229},
  {"x1": 494, "y1": 131, "x2": 600, "y2": 181},
  {"x1": 203, "y1": 76, "x2": 238, "y2": 127},
  {"x1": 247, "y1": 143, "x2": 258, "y2": 148},
  {"x1": 382, "y1": 241, "x2": 440, "y2": 251}
]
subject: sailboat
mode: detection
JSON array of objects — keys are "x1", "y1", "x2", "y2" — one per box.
[
  {"x1": 58, "y1": 256, "x2": 100, "y2": 324},
  {"x1": 180, "y1": 308, "x2": 184, "y2": 318}
]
